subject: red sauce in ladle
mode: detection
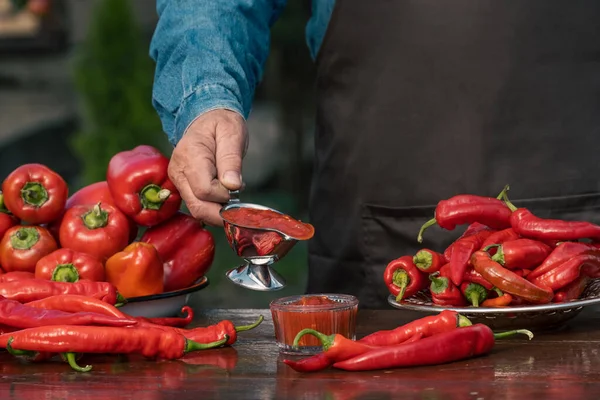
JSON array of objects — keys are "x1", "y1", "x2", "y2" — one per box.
[{"x1": 221, "y1": 207, "x2": 315, "y2": 240}]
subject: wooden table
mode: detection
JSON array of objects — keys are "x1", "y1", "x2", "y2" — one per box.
[{"x1": 1, "y1": 307, "x2": 600, "y2": 399}]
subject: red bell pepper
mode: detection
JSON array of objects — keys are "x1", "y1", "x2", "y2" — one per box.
[
  {"x1": 0, "y1": 192, "x2": 18, "y2": 240},
  {"x1": 429, "y1": 273, "x2": 467, "y2": 306},
  {"x1": 105, "y1": 242, "x2": 164, "y2": 298},
  {"x1": 59, "y1": 203, "x2": 130, "y2": 262},
  {"x1": 35, "y1": 248, "x2": 105, "y2": 282},
  {"x1": 0, "y1": 226, "x2": 58, "y2": 273},
  {"x1": 107, "y1": 145, "x2": 182, "y2": 227},
  {"x1": 48, "y1": 181, "x2": 138, "y2": 243},
  {"x1": 383, "y1": 256, "x2": 428, "y2": 302},
  {"x1": 140, "y1": 212, "x2": 215, "y2": 292},
  {"x1": 2, "y1": 164, "x2": 68, "y2": 225}
]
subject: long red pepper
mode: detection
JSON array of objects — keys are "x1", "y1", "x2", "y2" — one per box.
[
  {"x1": 417, "y1": 185, "x2": 511, "y2": 243},
  {"x1": 134, "y1": 306, "x2": 194, "y2": 328},
  {"x1": 333, "y1": 324, "x2": 533, "y2": 371},
  {"x1": 0, "y1": 279, "x2": 124, "y2": 305},
  {"x1": 0, "y1": 295, "x2": 136, "y2": 328},
  {"x1": 528, "y1": 251, "x2": 600, "y2": 291},
  {"x1": 444, "y1": 222, "x2": 492, "y2": 262},
  {"x1": 504, "y1": 194, "x2": 600, "y2": 241},
  {"x1": 429, "y1": 274, "x2": 467, "y2": 306},
  {"x1": 413, "y1": 249, "x2": 445, "y2": 273},
  {"x1": 527, "y1": 242, "x2": 596, "y2": 281},
  {"x1": 284, "y1": 330, "x2": 422, "y2": 373},
  {"x1": 482, "y1": 292, "x2": 513, "y2": 307},
  {"x1": 480, "y1": 228, "x2": 520, "y2": 254},
  {"x1": 448, "y1": 229, "x2": 493, "y2": 286},
  {"x1": 359, "y1": 310, "x2": 471, "y2": 346},
  {"x1": 184, "y1": 316, "x2": 264, "y2": 346},
  {"x1": 439, "y1": 263, "x2": 494, "y2": 290},
  {"x1": 485, "y1": 239, "x2": 551, "y2": 270},
  {"x1": 553, "y1": 275, "x2": 591, "y2": 303},
  {"x1": 3, "y1": 326, "x2": 228, "y2": 372},
  {"x1": 471, "y1": 250, "x2": 554, "y2": 304},
  {"x1": 383, "y1": 256, "x2": 428, "y2": 301}
]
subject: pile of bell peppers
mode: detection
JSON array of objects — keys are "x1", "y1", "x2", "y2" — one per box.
[
  {"x1": 0, "y1": 145, "x2": 215, "y2": 301},
  {"x1": 385, "y1": 185, "x2": 600, "y2": 307}
]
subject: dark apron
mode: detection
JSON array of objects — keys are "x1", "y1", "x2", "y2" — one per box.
[{"x1": 307, "y1": 0, "x2": 600, "y2": 308}]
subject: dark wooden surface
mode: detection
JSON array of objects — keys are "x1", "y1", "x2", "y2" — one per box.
[{"x1": 1, "y1": 307, "x2": 600, "y2": 399}]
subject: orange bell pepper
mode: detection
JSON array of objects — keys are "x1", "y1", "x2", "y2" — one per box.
[{"x1": 105, "y1": 242, "x2": 164, "y2": 298}]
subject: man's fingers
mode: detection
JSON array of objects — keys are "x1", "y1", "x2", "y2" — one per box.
[
  {"x1": 215, "y1": 117, "x2": 247, "y2": 190},
  {"x1": 175, "y1": 176, "x2": 224, "y2": 226}
]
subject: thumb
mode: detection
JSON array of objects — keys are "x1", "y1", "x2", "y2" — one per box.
[{"x1": 215, "y1": 117, "x2": 248, "y2": 190}]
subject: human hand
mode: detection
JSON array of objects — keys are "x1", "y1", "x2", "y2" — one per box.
[{"x1": 168, "y1": 109, "x2": 248, "y2": 226}]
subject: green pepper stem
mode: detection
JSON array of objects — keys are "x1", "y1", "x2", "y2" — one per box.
[
  {"x1": 493, "y1": 287, "x2": 504, "y2": 297},
  {"x1": 140, "y1": 184, "x2": 170, "y2": 210},
  {"x1": 428, "y1": 273, "x2": 448, "y2": 295},
  {"x1": 393, "y1": 269, "x2": 410, "y2": 301},
  {"x1": 496, "y1": 184, "x2": 510, "y2": 200},
  {"x1": 0, "y1": 192, "x2": 9, "y2": 213},
  {"x1": 470, "y1": 293, "x2": 480, "y2": 307},
  {"x1": 292, "y1": 328, "x2": 334, "y2": 350},
  {"x1": 65, "y1": 352, "x2": 92, "y2": 372},
  {"x1": 10, "y1": 227, "x2": 40, "y2": 250},
  {"x1": 185, "y1": 335, "x2": 229, "y2": 353},
  {"x1": 20, "y1": 182, "x2": 49, "y2": 207},
  {"x1": 493, "y1": 329, "x2": 534, "y2": 341},
  {"x1": 235, "y1": 315, "x2": 264, "y2": 332},
  {"x1": 413, "y1": 250, "x2": 433, "y2": 271},
  {"x1": 82, "y1": 203, "x2": 109, "y2": 229},
  {"x1": 51, "y1": 264, "x2": 80, "y2": 283},
  {"x1": 115, "y1": 293, "x2": 127, "y2": 306},
  {"x1": 483, "y1": 244, "x2": 501, "y2": 252},
  {"x1": 502, "y1": 191, "x2": 518, "y2": 212},
  {"x1": 417, "y1": 218, "x2": 437, "y2": 243},
  {"x1": 6, "y1": 337, "x2": 37, "y2": 358},
  {"x1": 457, "y1": 314, "x2": 472, "y2": 327}
]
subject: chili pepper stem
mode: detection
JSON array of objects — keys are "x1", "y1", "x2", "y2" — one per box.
[
  {"x1": 65, "y1": 352, "x2": 92, "y2": 372},
  {"x1": 493, "y1": 329, "x2": 534, "y2": 341},
  {"x1": 140, "y1": 184, "x2": 170, "y2": 210},
  {"x1": 417, "y1": 218, "x2": 437, "y2": 243},
  {"x1": 115, "y1": 293, "x2": 127, "y2": 306},
  {"x1": 10, "y1": 227, "x2": 40, "y2": 250},
  {"x1": 458, "y1": 315, "x2": 472, "y2": 327},
  {"x1": 20, "y1": 182, "x2": 49, "y2": 207},
  {"x1": 51, "y1": 264, "x2": 80, "y2": 283},
  {"x1": 493, "y1": 288, "x2": 504, "y2": 297},
  {"x1": 393, "y1": 269, "x2": 410, "y2": 301},
  {"x1": 0, "y1": 192, "x2": 9, "y2": 213},
  {"x1": 185, "y1": 335, "x2": 229, "y2": 353},
  {"x1": 83, "y1": 203, "x2": 109, "y2": 229},
  {"x1": 469, "y1": 294, "x2": 480, "y2": 307},
  {"x1": 413, "y1": 251, "x2": 433, "y2": 271},
  {"x1": 502, "y1": 192, "x2": 518, "y2": 212},
  {"x1": 496, "y1": 184, "x2": 510, "y2": 200},
  {"x1": 483, "y1": 244, "x2": 501, "y2": 252},
  {"x1": 293, "y1": 328, "x2": 333, "y2": 349},
  {"x1": 235, "y1": 315, "x2": 264, "y2": 332},
  {"x1": 6, "y1": 337, "x2": 37, "y2": 359}
]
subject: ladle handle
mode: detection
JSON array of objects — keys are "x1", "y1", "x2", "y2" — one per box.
[{"x1": 229, "y1": 190, "x2": 240, "y2": 203}]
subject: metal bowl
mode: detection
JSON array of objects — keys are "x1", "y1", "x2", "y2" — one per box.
[{"x1": 388, "y1": 279, "x2": 600, "y2": 331}]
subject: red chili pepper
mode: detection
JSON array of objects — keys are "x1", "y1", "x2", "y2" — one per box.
[
  {"x1": 429, "y1": 273, "x2": 467, "y2": 306},
  {"x1": 417, "y1": 185, "x2": 511, "y2": 243},
  {"x1": 513, "y1": 269, "x2": 532, "y2": 278},
  {"x1": 283, "y1": 330, "x2": 422, "y2": 373},
  {"x1": 107, "y1": 145, "x2": 182, "y2": 227},
  {"x1": 0, "y1": 192, "x2": 19, "y2": 240},
  {"x1": 333, "y1": 324, "x2": 533, "y2": 371},
  {"x1": 504, "y1": 194, "x2": 600, "y2": 242},
  {"x1": 448, "y1": 229, "x2": 493, "y2": 286},
  {"x1": 480, "y1": 228, "x2": 520, "y2": 255},
  {"x1": 443, "y1": 222, "x2": 492, "y2": 261},
  {"x1": 140, "y1": 212, "x2": 215, "y2": 292},
  {"x1": 0, "y1": 226, "x2": 58, "y2": 273},
  {"x1": 482, "y1": 292, "x2": 513, "y2": 307},
  {"x1": 413, "y1": 249, "x2": 445, "y2": 273},
  {"x1": 48, "y1": 181, "x2": 138, "y2": 243},
  {"x1": 359, "y1": 310, "x2": 471, "y2": 346},
  {"x1": 383, "y1": 256, "x2": 428, "y2": 301},
  {"x1": 2, "y1": 164, "x2": 68, "y2": 225},
  {"x1": 183, "y1": 316, "x2": 264, "y2": 346},
  {"x1": 553, "y1": 275, "x2": 591, "y2": 303},
  {"x1": 485, "y1": 238, "x2": 552, "y2": 270},
  {"x1": 528, "y1": 250, "x2": 600, "y2": 291},
  {"x1": 26, "y1": 294, "x2": 126, "y2": 318},
  {"x1": 527, "y1": 242, "x2": 595, "y2": 281},
  {"x1": 35, "y1": 248, "x2": 105, "y2": 282},
  {"x1": 134, "y1": 306, "x2": 194, "y2": 328},
  {"x1": 2, "y1": 326, "x2": 228, "y2": 372},
  {"x1": 471, "y1": 250, "x2": 554, "y2": 304},
  {"x1": 0, "y1": 271, "x2": 35, "y2": 283},
  {"x1": 59, "y1": 203, "x2": 130, "y2": 263},
  {"x1": 0, "y1": 279, "x2": 124, "y2": 305},
  {"x1": 460, "y1": 282, "x2": 488, "y2": 307},
  {"x1": 462, "y1": 266, "x2": 494, "y2": 290},
  {"x1": 0, "y1": 295, "x2": 135, "y2": 329}
]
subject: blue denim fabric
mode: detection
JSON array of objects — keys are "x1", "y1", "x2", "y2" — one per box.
[{"x1": 150, "y1": 0, "x2": 336, "y2": 145}]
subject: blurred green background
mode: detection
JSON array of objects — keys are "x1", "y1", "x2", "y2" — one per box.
[{"x1": 0, "y1": 0, "x2": 316, "y2": 308}]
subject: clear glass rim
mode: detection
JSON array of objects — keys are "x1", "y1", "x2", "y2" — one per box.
[{"x1": 269, "y1": 293, "x2": 359, "y2": 312}]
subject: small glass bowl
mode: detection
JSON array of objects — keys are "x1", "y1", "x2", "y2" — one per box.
[{"x1": 269, "y1": 294, "x2": 359, "y2": 355}]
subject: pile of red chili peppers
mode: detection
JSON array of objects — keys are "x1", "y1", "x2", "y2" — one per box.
[
  {"x1": 385, "y1": 185, "x2": 600, "y2": 307},
  {"x1": 284, "y1": 310, "x2": 533, "y2": 372}
]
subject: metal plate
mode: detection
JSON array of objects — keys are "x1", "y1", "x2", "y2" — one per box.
[{"x1": 388, "y1": 279, "x2": 600, "y2": 331}]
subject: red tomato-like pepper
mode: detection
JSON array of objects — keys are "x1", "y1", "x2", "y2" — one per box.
[
  {"x1": 35, "y1": 248, "x2": 105, "y2": 282},
  {"x1": 140, "y1": 212, "x2": 215, "y2": 291},
  {"x1": 0, "y1": 226, "x2": 58, "y2": 273},
  {"x1": 48, "y1": 181, "x2": 138, "y2": 243},
  {"x1": 2, "y1": 164, "x2": 68, "y2": 225},
  {"x1": 0, "y1": 192, "x2": 19, "y2": 240},
  {"x1": 107, "y1": 145, "x2": 182, "y2": 227},
  {"x1": 383, "y1": 256, "x2": 428, "y2": 302},
  {"x1": 59, "y1": 203, "x2": 130, "y2": 262},
  {"x1": 105, "y1": 242, "x2": 164, "y2": 298}
]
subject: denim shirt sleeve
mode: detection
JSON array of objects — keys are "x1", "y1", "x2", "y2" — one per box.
[{"x1": 150, "y1": 0, "x2": 287, "y2": 146}]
